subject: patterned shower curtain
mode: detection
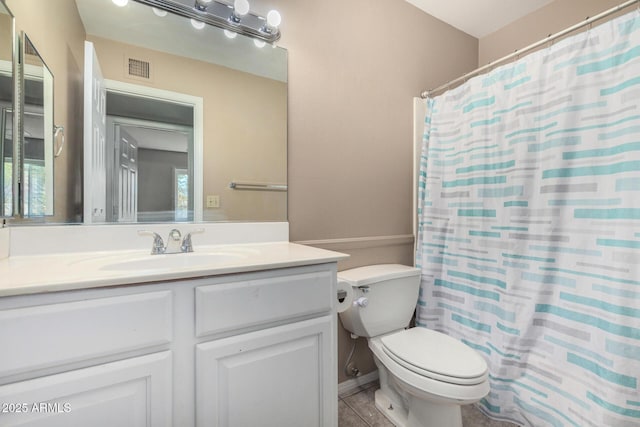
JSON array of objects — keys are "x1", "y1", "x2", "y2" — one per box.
[{"x1": 416, "y1": 10, "x2": 640, "y2": 427}]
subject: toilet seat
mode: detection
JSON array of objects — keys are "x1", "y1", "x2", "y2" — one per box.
[{"x1": 380, "y1": 328, "x2": 487, "y2": 385}]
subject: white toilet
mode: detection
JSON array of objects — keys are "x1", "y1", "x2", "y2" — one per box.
[{"x1": 338, "y1": 264, "x2": 490, "y2": 427}]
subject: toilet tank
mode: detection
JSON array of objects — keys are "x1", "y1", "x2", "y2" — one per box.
[{"x1": 338, "y1": 264, "x2": 421, "y2": 338}]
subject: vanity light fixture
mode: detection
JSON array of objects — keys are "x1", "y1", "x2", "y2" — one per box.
[
  {"x1": 253, "y1": 39, "x2": 266, "y2": 48},
  {"x1": 132, "y1": 0, "x2": 281, "y2": 43},
  {"x1": 112, "y1": 0, "x2": 129, "y2": 6},
  {"x1": 224, "y1": 29, "x2": 237, "y2": 39}
]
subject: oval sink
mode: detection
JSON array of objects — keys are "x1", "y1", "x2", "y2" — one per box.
[{"x1": 100, "y1": 252, "x2": 245, "y2": 271}]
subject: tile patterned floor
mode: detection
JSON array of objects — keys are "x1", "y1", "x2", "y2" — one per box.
[{"x1": 338, "y1": 382, "x2": 518, "y2": 427}]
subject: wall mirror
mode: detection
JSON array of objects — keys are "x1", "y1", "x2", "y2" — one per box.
[
  {"x1": 6, "y1": 0, "x2": 287, "y2": 224},
  {"x1": 0, "y1": 0, "x2": 13, "y2": 217}
]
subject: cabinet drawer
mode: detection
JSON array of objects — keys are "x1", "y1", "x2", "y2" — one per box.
[
  {"x1": 195, "y1": 270, "x2": 333, "y2": 337},
  {"x1": 0, "y1": 291, "x2": 172, "y2": 378}
]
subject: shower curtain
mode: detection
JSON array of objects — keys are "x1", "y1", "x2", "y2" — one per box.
[{"x1": 416, "y1": 10, "x2": 640, "y2": 427}]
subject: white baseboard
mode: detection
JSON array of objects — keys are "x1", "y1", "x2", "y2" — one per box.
[{"x1": 338, "y1": 370, "x2": 379, "y2": 396}]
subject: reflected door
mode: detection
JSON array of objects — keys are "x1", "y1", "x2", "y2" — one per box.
[
  {"x1": 83, "y1": 41, "x2": 106, "y2": 223},
  {"x1": 115, "y1": 126, "x2": 138, "y2": 222}
]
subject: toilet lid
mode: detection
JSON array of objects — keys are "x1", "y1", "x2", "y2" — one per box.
[
  {"x1": 380, "y1": 328, "x2": 487, "y2": 383},
  {"x1": 337, "y1": 264, "x2": 420, "y2": 287}
]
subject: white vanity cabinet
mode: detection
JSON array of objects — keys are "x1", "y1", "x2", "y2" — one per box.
[
  {"x1": 194, "y1": 269, "x2": 336, "y2": 427},
  {"x1": 0, "y1": 262, "x2": 339, "y2": 427}
]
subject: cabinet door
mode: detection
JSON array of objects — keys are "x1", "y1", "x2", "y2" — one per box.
[
  {"x1": 196, "y1": 315, "x2": 335, "y2": 427},
  {"x1": 0, "y1": 351, "x2": 171, "y2": 427}
]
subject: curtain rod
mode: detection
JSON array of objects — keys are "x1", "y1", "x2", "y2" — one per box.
[{"x1": 421, "y1": 0, "x2": 639, "y2": 98}]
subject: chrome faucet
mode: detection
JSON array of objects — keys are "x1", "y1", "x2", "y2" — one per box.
[{"x1": 138, "y1": 228, "x2": 205, "y2": 255}]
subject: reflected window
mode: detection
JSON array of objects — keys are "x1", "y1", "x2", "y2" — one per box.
[
  {"x1": 22, "y1": 110, "x2": 46, "y2": 217},
  {"x1": 23, "y1": 162, "x2": 45, "y2": 216},
  {"x1": 2, "y1": 160, "x2": 9, "y2": 216},
  {"x1": 1, "y1": 108, "x2": 11, "y2": 216},
  {"x1": 174, "y1": 168, "x2": 189, "y2": 221}
]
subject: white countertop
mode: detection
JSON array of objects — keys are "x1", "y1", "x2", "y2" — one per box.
[{"x1": 0, "y1": 242, "x2": 349, "y2": 297}]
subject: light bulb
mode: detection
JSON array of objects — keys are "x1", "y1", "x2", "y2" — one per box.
[
  {"x1": 266, "y1": 10, "x2": 281, "y2": 28},
  {"x1": 195, "y1": 0, "x2": 212, "y2": 10},
  {"x1": 112, "y1": 0, "x2": 128, "y2": 7},
  {"x1": 224, "y1": 30, "x2": 237, "y2": 39},
  {"x1": 254, "y1": 39, "x2": 266, "y2": 48},
  {"x1": 234, "y1": 0, "x2": 250, "y2": 17},
  {"x1": 152, "y1": 7, "x2": 167, "y2": 17},
  {"x1": 190, "y1": 19, "x2": 205, "y2": 30}
]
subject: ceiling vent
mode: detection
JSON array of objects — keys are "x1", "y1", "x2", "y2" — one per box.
[{"x1": 126, "y1": 57, "x2": 152, "y2": 81}]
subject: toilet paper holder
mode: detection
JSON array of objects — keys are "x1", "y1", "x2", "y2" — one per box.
[{"x1": 338, "y1": 284, "x2": 369, "y2": 301}]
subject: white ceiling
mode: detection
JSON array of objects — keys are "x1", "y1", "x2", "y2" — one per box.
[
  {"x1": 123, "y1": 126, "x2": 189, "y2": 153},
  {"x1": 405, "y1": 0, "x2": 554, "y2": 38}
]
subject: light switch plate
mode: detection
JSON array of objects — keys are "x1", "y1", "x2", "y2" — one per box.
[{"x1": 206, "y1": 195, "x2": 220, "y2": 208}]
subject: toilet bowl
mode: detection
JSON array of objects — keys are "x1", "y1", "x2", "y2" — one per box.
[
  {"x1": 369, "y1": 328, "x2": 489, "y2": 427},
  {"x1": 337, "y1": 264, "x2": 489, "y2": 427}
]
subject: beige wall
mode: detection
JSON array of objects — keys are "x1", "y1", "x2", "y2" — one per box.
[
  {"x1": 479, "y1": 0, "x2": 626, "y2": 66},
  {"x1": 278, "y1": 0, "x2": 477, "y2": 242},
  {"x1": 269, "y1": 0, "x2": 478, "y2": 382},
  {"x1": 7, "y1": 0, "x2": 85, "y2": 222},
  {"x1": 89, "y1": 36, "x2": 287, "y2": 222},
  {"x1": 0, "y1": 13, "x2": 11, "y2": 63}
]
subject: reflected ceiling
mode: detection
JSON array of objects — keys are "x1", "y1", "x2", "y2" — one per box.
[{"x1": 76, "y1": 0, "x2": 287, "y2": 81}]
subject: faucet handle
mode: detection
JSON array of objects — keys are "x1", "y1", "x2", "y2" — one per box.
[
  {"x1": 181, "y1": 228, "x2": 205, "y2": 253},
  {"x1": 138, "y1": 230, "x2": 165, "y2": 254}
]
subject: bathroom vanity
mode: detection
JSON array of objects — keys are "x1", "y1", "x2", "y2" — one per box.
[{"x1": 0, "y1": 226, "x2": 347, "y2": 427}]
